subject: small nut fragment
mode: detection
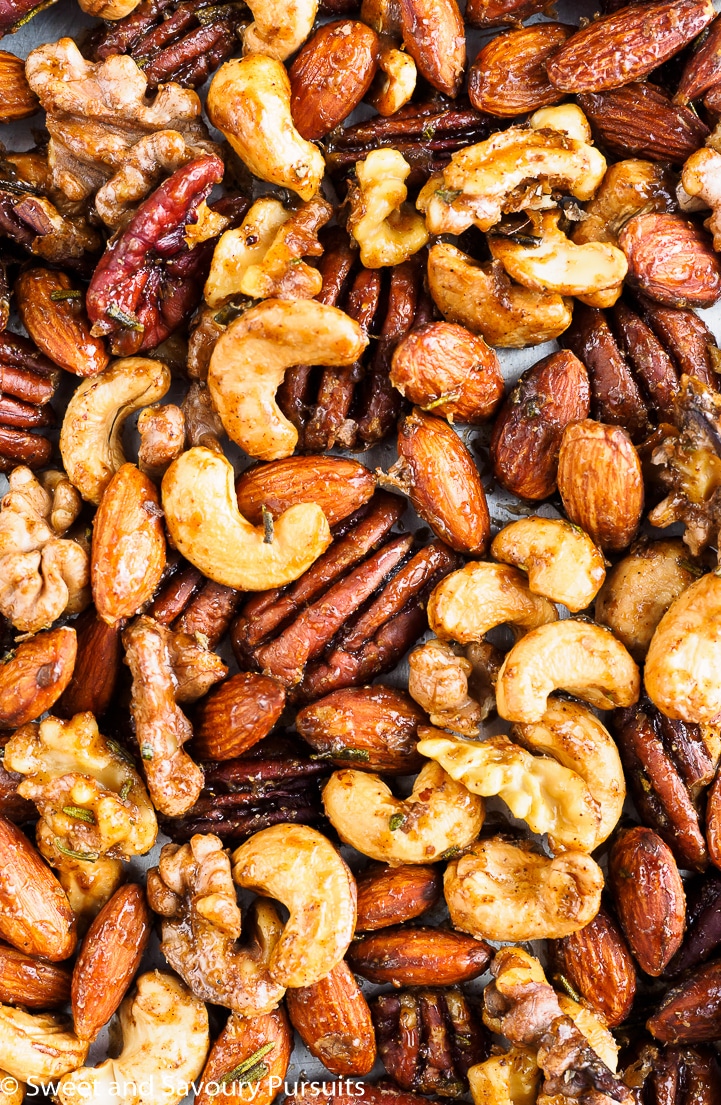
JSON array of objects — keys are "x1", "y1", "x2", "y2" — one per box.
[
  {"x1": 408, "y1": 639, "x2": 492, "y2": 736},
  {"x1": 193, "y1": 674, "x2": 286, "y2": 761},
  {"x1": 196, "y1": 1008, "x2": 291, "y2": 1105},
  {"x1": 551, "y1": 906, "x2": 637, "y2": 1029},
  {"x1": 285, "y1": 961, "x2": 376, "y2": 1076},
  {"x1": 367, "y1": 44, "x2": 416, "y2": 116},
  {"x1": 236, "y1": 456, "x2": 375, "y2": 529},
  {"x1": 289, "y1": 20, "x2": 380, "y2": 140},
  {"x1": 0, "y1": 817, "x2": 76, "y2": 962},
  {"x1": 619, "y1": 212, "x2": 721, "y2": 309},
  {"x1": 137, "y1": 405, "x2": 185, "y2": 482},
  {"x1": 355, "y1": 863, "x2": 441, "y2": 930},
  {"x1": 573, "y1": 159, "x2": 677, "y2": 247},
  {"x1": 682, "y1": 146, "x2": 721, "y2": 252},
  {"x1": 349, "y1": 149, "x2": 429, "y2": 269},
  {"x1": 0, "y1": 627, "x2": 76, "y2": 729},
  {"x1": 469, "y1": 24, "x2": 573, "y2": 117},
  {"x1": 468, "y1": 1048, "x2": 540, "y2": 1105},
  {"x1": 0, "y1": 52, "x2": 38, "y2": 122},
  {"x1": 243, "y1": 0, "x2": 318, "y2": 59},
  {"x1": 492, "y1": 517, "x2": 605, "y2": 613},
  {"x1": 15, "y1": 269, "x2": 109, "y2": 379},
  {"x1": 428, "y1": 561, "x2": 557, "y2": 645}
]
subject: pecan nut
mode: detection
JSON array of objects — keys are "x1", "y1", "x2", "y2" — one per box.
[{"x1": 0, "y1": 331, "x2": 59, "y2": 471}]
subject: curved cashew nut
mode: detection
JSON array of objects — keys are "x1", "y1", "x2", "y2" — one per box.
[
  {"x1": 427, "y1": 243, "x2": 573, "y2": 348},
  {"x1": 60, "y1": 357, "x2": 170, "y2": 504},
  {"x1": 243, "y1": 0, "x2": 318, "y2": 60},
  {"x1": 207, "y1": 299, "x2": 368, "y2": 460},
  {"x1": 645, "y1": 571, "x2": 721, "y2": 724},
  {"x1": 368, "y1": 45, "x2": 417, "y2": 117},
  {"x1": 491, "y1": 517, "x2": 606, "y2": 613},
  {"x1": 207, "y1": 57, "x2": 324, "y2": 200},
  {"x1": 231, "y1": 824, "x2": 356, "y2": 988},
  {"x1": 682, "y1": 147, "x2": 721, "y2": 252},
  {"x1": 349, "y1": 149, "x2": 429, "y2": 268},
  {"x1": 322, "y1": 760, "x2": 484, "y2": 864},
  {"x1": 57, "y1": 972, "x2": 209, "y2": 1105},
  {"x1": 0, "y1": 1006, "x2": 88, "y2": 1084},
  {"x1": 444, "y1": 837, "x2": 603, "y2": 941},
  {"x1": 162, "y1": 447, "x2": 331, "y2": 591},
  {"x1": 496, "y1": 619, "x2": 640, "y2": 723},
  {"x1": 428, "y1": 561, "x2": 558, "y2": 645}
]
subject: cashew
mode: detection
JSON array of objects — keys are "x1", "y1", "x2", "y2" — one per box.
[
  {"x1": 162, "y1": 447, "x2": 331, "y2": 591},
  {"x1": 417, "y1": 729, "x2": 601, "y2": 853},
  {"x1": 428, "y1": 561, "x2": 558, "y2": 645},
  {"x1": 682, "y1": 147, "x2": 721, "y2": 252},
  {"x1": 205, "y1": 199, "x2": 290, "y2": 308},
  {"x1": 0, "y1": 1071, "x2": 23, "y2": 1105},
  {"x1": 243, "y1": 0, "x2": 318, "y2": 60},
  {"x1": 207, "y1": 300, "x2": 368, "y2": 460},
  {"x1": 349, "y1": 149, "x2": 429, "y2": 268},
  {"x1": 645, "y1": 571, "x2": 721, "y2": 724},
  {"x1": 512, "y1": 697, "x2": 625, "y2": 848},
  {"x1": 232, "y1": 824, "x2": 356, "y2": 988},
  {"x1": 488, "y1": 210, "x2": 627, "y2": 308},
  {"x1": 444, "y1": 837, "x2": 603, "y2": 941},
  {"x1": 60, "y1": 357, "x2": 170, "y2": 504},
  {"x1": 76, "y1": 0, "x2": 143, "y2": 20},
  {"x1": 57, "y1": 972, "x2": 209, "y2": 1105},
  {"x1": 427, "y1": 243, "x2": 573, "y2": 348},
  {"x1": 367, "y1": 44, "x2": 416, "y2": 117},
  {"x1": 595, "y1": 539, "x2": 699, "y2": 661},
  {"x1": 573, "y1": 160, "x2": 676, "y2": 247},
  {"x1": 207, "y1": 57, "x2": 324, "y2": 200},
  {"x1": 496, "y1": 619, "x2": 640, "y2": 723},
  {"x1": 468, "y1": 1049, "x2": 540, "y2": 1105},
  {"x1": 322, "y1": 760, "x2": 484, "y2": 865},
  {"x1": 491, "y1": 517, "x2": 606, "y2": 613},
  {"x1": 0, "y1": 1007, "x2": 88, "y2": 1085}
]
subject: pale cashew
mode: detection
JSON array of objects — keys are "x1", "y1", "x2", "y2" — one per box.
[
  {"x1": 243, "y1": 0, "x2": 317, "y2": 60},
  {"x1": 512, "y1": 697, "x2": 625, "y2": 848},
  {"x1": 205, "y1": 198, "x2": 291, "y2": 308},
  {"x1": 207, "y1": 299, "x2": 368, "y2": 460},
  {"x1": 0, "y1": 1007, "x2": 88, "y2": 1085},
  {"x1": 232, "y1": 824, "x2": 355, "y2": 988},
  {"x1": 682, "y1": 147, "x2": 721, "y2": 251},
  {"x1": 427, "y1": 243, "x2": 573, "y2": 348},
  {"x1": 416, "y1": 729, "x2": 600, "y2": 853},
  {"x1": 645, "y1": 571, "x2": 721, "y2": 724},
  {"x1": 207, "y1": 57, "x2": 324, "y2": 201},
  {"x1": 367, "y1": 44, "x2": 416, "y2": 117},
  {"x1": 162, "y1": 447, "x2": 331, "y2": 591},
  {"x1": 444, "y1": 837, "x2": 603, "y2": 941},
  {"x1": 491, "y1": 517, "x2": 606, "y2": 613},
  {"x1": 349, "y1": 149, "x2": 429, "y2": 268},
  {"x1": 60, "y1": 357, "x2": 170, "y2": 504},
  {"x1": 468, "y1": 1049, "x2": 540, "y2": 1105},
  {"x1": 322, "y1": 760, "x2": 484, "y2": 865},
  {"x1": 496, "y1": 619, "x2": 640, "y2": 723},
  {"x1": 57, "y1": 972, "x2": 209, "y2": 1105},
  {"x1": 428, "y1": 561, "x2": 558, "y2": 645}
]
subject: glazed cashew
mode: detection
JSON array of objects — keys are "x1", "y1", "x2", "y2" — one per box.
[
  {"x1": 645, "y1": 571, "x2": 721, "y2": 724},
  {"x1": 496, "y1": 619, "x2": 640, "y2": 723},
  {"x1": 243, "y1": 0, "x2": 318, "y2": 60},
  {"x1": 573, "y1": 160, "x2": 676, "y2": 247},
  {"x1": 60, "y1": 357, "x2": 170, "y2": 504},
  {"x1": 207, "y1": 57, "x2": 324, "y2": 200},
  {"x1": 367, "y1": 45, "x2": 417, "y2": 116},
  {"x1": 417, "y1": 729, "x2": 601, "y2": 853},
  {"x1": 682, "y1": 147, "x2": 721, "y2": 251},
  {"x1": 147, "y1": 835, "x2": 285, "y2": 1015},
  {"x1": 348, "y1": 149, "x2": 429, "y2": 268},
  {"x1": 162, "y1": 448, "x2": 331, "y2": 591},
  {"x1": 427, "y1": 243, "x2": 573, "y2": 348},
  {"x1": 232, "y1": 824, "x2": 356, "y2": 988},
  {"x1": 0, "y1": 1007, "x2": 88, "y2": 1085},
  {"x1": 57, "y1": 972, "x2": 209, "y2": 1105},
  {"x1": 207, "y1": 300, "x2": 368, "y2": 460},
  {"x1": 428, "y1": 561, "x2": 558, "y2": 645},
  {"x1": 322, "y1": 760, "x2": 484, "y2": 865},
  {"x1": 444, "y1": 837, "x2": 603, "y2": 941},
  {"x1": 491, "y1": 517, "x2": 606, "y2": 613}
]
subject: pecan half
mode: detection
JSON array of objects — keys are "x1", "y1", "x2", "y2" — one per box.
[{"x1": 0, "y1": 331, "x2": 58, "y2": 471}]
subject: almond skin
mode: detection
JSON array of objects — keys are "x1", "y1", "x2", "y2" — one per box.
[
  {"x1": 0, "y1": 626, "x2": 76, "y2": 728},
  {"x1": 647, "y1": 958, "x2": 721, "y2": 1042},
  {"x1": 196, "y1": 1007, "x2": 292, "y2": 1105},
  {"x1": 469, "y1": 23, "x2": 573, "y2": 117},
  {"x1": 15, "y1": 268, "x2": 109, "y2": 378},
  {"x1": 550, "y1": 906, "x2": 637, "y2": 1027},
  {"x1": 579, "y1": 82, "x2": 709, "y2": 165},
  {"x1": 465, "y1": 0, "x2": 549, "y2": 25},
  {"x1": 348, "y1": 927, "x2": 492, "y2": 986},
  {"x1": 285, "y1": 961, "x2": 376, "y2": 1077},
  {"x1": 619, "y1": 213, "x2": 721, "y2": 309},
  {"x1": 55, "y1": 610, "x2": 122, "y2": 719},
  {"x1": 675, "y1": 13, "x2": 721, "y2": 104},
  {"x1": 0, "y1": 818, "x2": 76, "y2": 961},
  {"x1": 236, "y1": 456, "x2": 375, "y2": 529},
  {"x1": 609, "y1": 826, "x2": 686, "y2": 977},
  {"x1": 290, "y1": 20, "x2": 380, "y2": 140},
  {"x1": 547, "y1": 0, "x2": 715, "y2": 92},
  {"x1": 356, "y1": 863, "x2": 442, "y2": 930},
  {"x1": 193, "y1": 672, "x2": 286, "y2": 761},
  {"x1": 72, "y1": 883, "x2": 152, "y2": 1041},
  {"x1": 398, "y1": 0, "x2": 465, "y2": 96},
  {"x1": 296, "y1": 684, "x2": 426, "y2": 774},
  {"x1": 91, "y1": 463, "x2": 166, "y2": 626},
  {"x1": 0, "y1": 941, "x2": 71, "y2": 1008},
  {"x1": 0, "y1": 51, "x2": 38, "y2": 121}
]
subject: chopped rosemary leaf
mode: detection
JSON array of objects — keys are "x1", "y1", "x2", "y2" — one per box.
[
  {"x1": 54, "y1": 839, "x2": 99, "y2": 863},
  {"x1": 262, "y1": 505, "x2": 274, "y2": 545},
  {"x1": 389, "y1": 813, "x2": 405, "y2": 831},
  {"x1": 141, "y1": 744, "x2": 154, "y2": 761},
  {"x1": 106, "y1": 304, "x2": 144, "y2": 331},
  {"x1": 119, "y1": 780, "x2": 133, "y2": 802},
  {"x1": 219, "y1": 1043, "x2": 276, "y2": 1085},
  {"x1": 50, "y1": 290, "x2": 82, "y2": 301},
  {"x1": 62, "y1": 806, "x2": 96, "y2": 824}
]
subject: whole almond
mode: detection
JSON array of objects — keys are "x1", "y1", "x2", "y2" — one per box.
[
  {"x1": 0, "y1": 626, "x2": 76, "y2": 728},
  {"x1": 0, "y1": 51, "x2": 38, "y2": 121},
  {"x1": 394, "y1": 408, "x2": 490, "y2": 556},
  {"x1": 72, "y1": 883, "x2": 152, "y2": 1041},
  {"x1": 290, "y1": 20, "x2": 380, "y2": 140},
  {"x1": 55, "y1": 610, "x2": 122, "y2": 719},
  {"x1": 236, "y1": 456, "x2": 375, "y2": 529},
  {"x1": 490, "y1": 350, "x2": 591, "y2": 501},
  {"x1": 398, "y1": 0, "x2": 465, "y2": 96},
  {"x1": 356, "y1": 863, "x2": 442, "y2": 930},
  {"x1": 348, "y1": 927, "x2": 492, "y2": 986},
  {"x1": 469, "y1": 23, "x2": 573, "y2": 117},
  {"x1": 647, "y1": 958, "x2": 721, "y2": 1042},
  {"x1": 196, "y1": 1007, "x2": 292, "y2": 1105},
  {"x1": 0, "y1": 941, "x2": 71, "y2": 1009},
  {"x1": 0, "y1": 817, "x2": 76, "y2": 961},
  {"x1": 285, "y1": 961, "x2": 376, "y2": 1077},
  {"x1": 296, "y1": 684, "x2": 426, "y2": 774},
  {"x1": 193, "y1": 672, "x2": 286, "y2": 761},
  {"x1": 550, "y1": 906, "x2": 637, "y2": 1027},
  {"x1": 579, "y1": 82, "x2": 709, "y2": 165},
  {"x1": 91, "y1": 463, "x2": 166, "y2": 626},
  {"x1": 557, "y1": 420, "x2": 643, "y2": 551},
  {"x1": 15, "y1": 268, "x2": 109, "y2": 378},
  {"x1": 619, "y1": 213, "x2": 721, "y2": 309},
  {"x1": 609, "y1": 826, "x2": 686, "y2": 976},
  {"x1": 547, "y1": 0, "x2": 715, "y2": 92}
]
